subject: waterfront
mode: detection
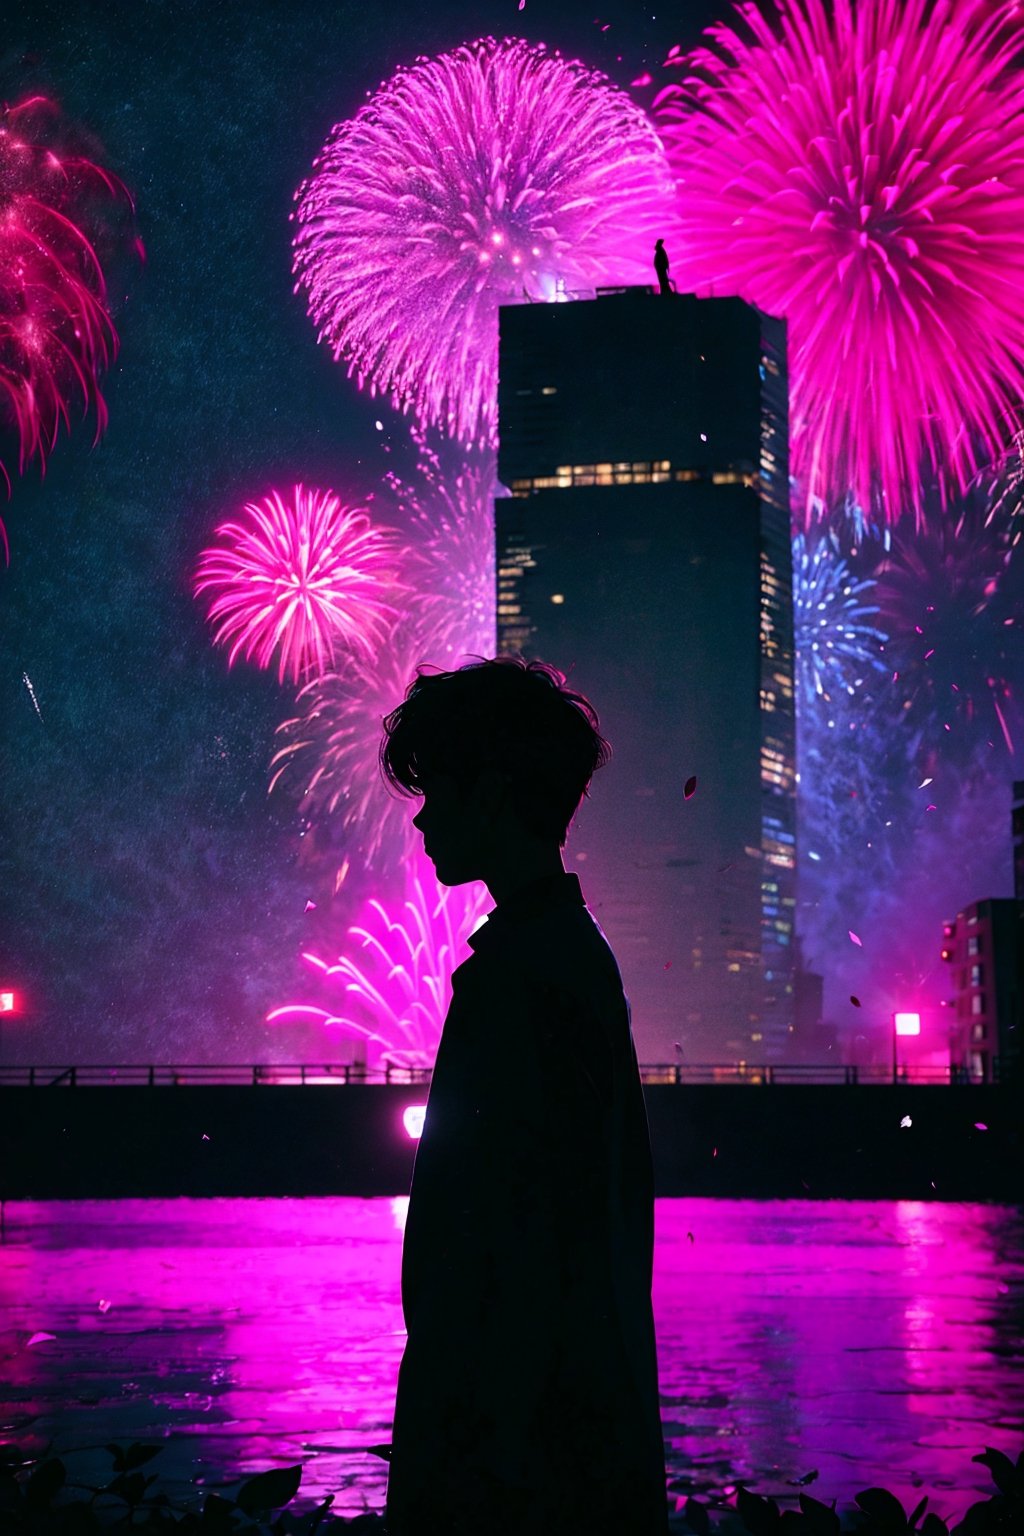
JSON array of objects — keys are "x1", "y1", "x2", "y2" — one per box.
[{"x1": 1, "y1": 1197, "x2": 1020, "y2": 1528}]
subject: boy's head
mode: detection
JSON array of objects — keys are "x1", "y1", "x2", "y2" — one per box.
[{"x1": 378, "y1": 654, "x2": 611, "y2": 881}]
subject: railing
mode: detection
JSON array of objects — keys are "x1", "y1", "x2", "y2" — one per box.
[{"x1": 0, "y1": 1061, "x2": 1007, "y2": 1087}]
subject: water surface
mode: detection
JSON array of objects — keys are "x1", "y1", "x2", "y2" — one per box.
[{"x1": 0, "y1": 1198, "x2": 1020, "y2": 1527}]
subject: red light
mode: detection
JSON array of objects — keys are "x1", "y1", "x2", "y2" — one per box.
[{"x1": 0, "y1": 991, "x2": 15, "y2": 1013}]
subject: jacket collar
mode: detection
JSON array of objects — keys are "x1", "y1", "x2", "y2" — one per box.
[{"x1": 466, "y1": 870, "x2": 586, "y2": 953}]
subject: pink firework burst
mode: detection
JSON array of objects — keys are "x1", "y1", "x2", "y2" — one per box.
[
  {"x1": 267, "y1": 849, "x2": 491, "y2": 1072},
  {"x1": 269, "y1": 615, "x2": 461, "y2": 866},
  {"x1": 654, "y1": 0, "x2": 1024, "y2": 527},
  {"x1": 291, "y1": 35, "x2": 676, "y2": 445},
  {"x1": 0, "y1": 95, "x2": 137, "y2": 561},
  {"x1": 193, "y1": 484, "x2": 410, "y2": 687}
]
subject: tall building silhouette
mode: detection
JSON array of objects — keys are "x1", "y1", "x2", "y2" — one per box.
[{"x1": 495, "y1": 288, "x2": 796, "y2": 1063}]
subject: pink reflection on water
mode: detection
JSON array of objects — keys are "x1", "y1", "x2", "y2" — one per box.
[{"x1": 0, "y1": 1198, "x2": 1019, "y2": 1526}]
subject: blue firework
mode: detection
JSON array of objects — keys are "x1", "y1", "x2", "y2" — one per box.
[{"x1": 792, "y1": 532, "x2": 889, "y2": 707}]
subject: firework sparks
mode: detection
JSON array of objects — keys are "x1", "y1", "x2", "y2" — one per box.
[
  {"x1": 269, "y1": 614, "x2": 462, "y2": 866},
  {"x1": 267, "y1": 849, "x2": 491, "y2": 1071},
  {"x1": 655, "y1": 0, "x2": 1024, "y2": 526},
  {"x1": 193, "y1": 483, "x2": 411, "y2": 687},
  {"x1": 291, "y1": 35, "x2": 675, "y2": 444},
  {"x1": 384, "y1": 431, "x2": 502, "y2": 665},
  {"x1": 872, "y1": 486, "x2": 1023, "y2": 762},
  {"x1": 21, "y1": 672, "x2": 43, "y2": 721}
]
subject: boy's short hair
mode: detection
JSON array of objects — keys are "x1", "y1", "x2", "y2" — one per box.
[{"x1": 378, "y1": 653, "x2": 612, "y2": 847}]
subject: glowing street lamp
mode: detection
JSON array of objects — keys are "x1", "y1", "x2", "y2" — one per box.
[
  {"x1": 892, "y1": 1011, "x2": 921, "y2": 1083},
  {"x1": 0, "y1": 990, "x2": 18, "y2": 1071}
]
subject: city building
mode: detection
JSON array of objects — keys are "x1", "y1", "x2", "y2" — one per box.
[
  {"x1": 495, "y1": 287, "x2": 796, "y2": 1063},
  {"x1": 941, "y1": 899, "x2": 1022, "y2": 1082}
]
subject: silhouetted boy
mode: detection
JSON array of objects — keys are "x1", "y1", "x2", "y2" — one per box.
[
  {"x1": 378, "y1": 655, "x2": 669, "y2": 1535},
  {"x1": 654, "y1": 238, "x2": 671, "y2": 296}
]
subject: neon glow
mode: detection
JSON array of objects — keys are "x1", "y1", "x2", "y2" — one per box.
[
  {"x1": 0, "y1": 95, "x2": 137, "y2": 562},
  {"x1": 291, "y1": 36, "x2": 676, "y2": 445},
  {"x1": 894, "y1": 1012, "x2": 922, "y2": 1036},
  {"x1": 655, "y1": 0, "x2": 1024, "y2": 526},
  {"x1": 267, "y1": 850, "x2": 490, "y2": 1071},
  {"x1": 193, "y1": 484, "x2": 410, "y2": 687}
]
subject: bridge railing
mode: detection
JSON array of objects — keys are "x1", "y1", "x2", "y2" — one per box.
[{"x1": 0, "y1": 1060, "x2": 1006, "y2": 1087}]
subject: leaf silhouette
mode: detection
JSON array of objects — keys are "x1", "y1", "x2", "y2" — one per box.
[
  {"x1": 972, "y1": 1446, "x2": 1018, "y2": 1495},
  {"x1": 235, "y1": 1463, "x2": 303, "y2": 1514},
  {"x1": 855, "y1": 1485, "x2": 907, "y2": 1532}
]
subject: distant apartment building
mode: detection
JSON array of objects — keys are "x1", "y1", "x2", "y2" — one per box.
[{"x1": 941, "y1": 898, "x2": 1022, "y2": 1082}]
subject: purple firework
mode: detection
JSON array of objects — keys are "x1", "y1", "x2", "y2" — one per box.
[
  {"x1": 654, "y1": 0, "x2": 1024, "y2": 527},
  {"x1": 384, "y1": 430, "x2": 503, "y2": 665},
  {"x1": 268, "y1": 615, "x2": 462, "y2": 867},
  {"x1": 291, "y1": 35, "x2": 676, "y2": 445},
  {"x1": 193, "y1": 484, "x2": 410, "y2": 687}
]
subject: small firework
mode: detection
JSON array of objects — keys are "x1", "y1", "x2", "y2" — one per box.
[
  {"x1": 268, "y1": 614, "x2": 460, "y2": 866},
  {"x1": 267, "y1": 849, "x2": 491, "y2": 1071},
  {"x1": 193, "y1": 484, "x2": 410, "y2": 687},
  {"x1": 792, "y1": 532, "x2": 888, "y2": 705}
]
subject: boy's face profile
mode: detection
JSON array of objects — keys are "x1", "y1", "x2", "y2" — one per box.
[{"x1": 411, "y1": 767, "x2": 512, "y2": 887}]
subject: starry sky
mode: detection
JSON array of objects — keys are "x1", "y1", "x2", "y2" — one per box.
[{"x1": 1, "y1": 0, "x2": 1019, "y2": 1066}]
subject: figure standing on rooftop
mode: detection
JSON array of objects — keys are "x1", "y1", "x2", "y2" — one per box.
[{"x1": 653, "y1": 238, "x2": 671, "y2": 296}]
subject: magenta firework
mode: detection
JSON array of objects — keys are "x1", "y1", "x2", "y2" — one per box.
[
  {"x1": 291, "y1": 36, "x2": 676, "y2": 445},
  {"x1": 193, "y1": 484, "x2": 410, "y2": 687},
  {"x1": 0, "y1": 95, "x2": 136, "y2": 560},
  {"x1": 267, "y1": 849, "x2": 491, "y2": 1072},
  {"x1": 655, "y1": 0, "x2": 1024, "y2": 527}
]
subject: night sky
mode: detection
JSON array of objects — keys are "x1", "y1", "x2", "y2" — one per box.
[{"x1": 1, "y1": 0, "x2": 1019, "y2": 1066}]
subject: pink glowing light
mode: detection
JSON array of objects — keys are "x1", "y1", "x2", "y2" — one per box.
[
  {"x1": 291, "y1": 35, "x2": 676, "y2": 445},
  {"x1": 894, "y1": 1011, "x2": 921, "y2": 1036},
  {"x1": 0, "y1": 95, "x2": 137, "y2": 562},
  {"x1": 193, "y1": 484, "x2": 410, "y2": 687},
  {"x1": 267, "y1": 849, "x2": 491, "y2": 1071},
  {"x1": 654, "y1": 0, "x2": 1024, "y2": 527},
  {"x1": 402, "y1": 1104, "x2": 427, "y2": 1140}
]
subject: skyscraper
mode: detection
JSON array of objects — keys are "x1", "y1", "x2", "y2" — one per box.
[{"x1": 495, "y1": 288, "x2": 796, "y2": 1063}]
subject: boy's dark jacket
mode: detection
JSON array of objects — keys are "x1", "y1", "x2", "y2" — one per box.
[{"x1": 385, "y1": 869, "x2": 669, "y2": 1534}]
